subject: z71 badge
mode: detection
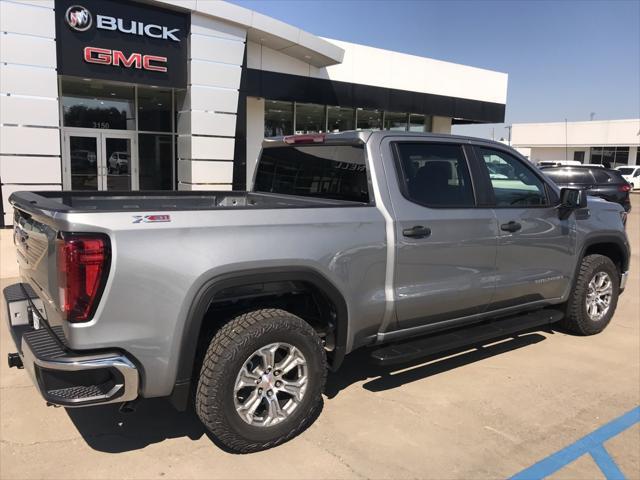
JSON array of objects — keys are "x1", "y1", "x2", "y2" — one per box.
[{"x1": 132, "y1": 214, "x2": 171, "y2": 224}]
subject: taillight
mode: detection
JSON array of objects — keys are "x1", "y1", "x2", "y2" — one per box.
[
  {"x1": 283, "y1": 134, "x2": 325, "y2": 144},
  {"x1": 619, "y1": 184, "x2": 631, "y2": 192},
  {"x1": 56, "y1": 234, "x2": 110, "y2": 322}
]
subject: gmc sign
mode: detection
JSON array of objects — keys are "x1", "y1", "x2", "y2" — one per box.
[{"x1": 55, "y1": 0, "x2": 189, "y2": 88}]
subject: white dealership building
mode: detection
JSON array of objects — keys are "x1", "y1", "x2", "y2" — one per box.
[
  {"x1": 0, "y1": 0, "x2": 508, "y2": 226},
  {"x1": 512, "y1": 119, "x2": 640, "y2": 167}
]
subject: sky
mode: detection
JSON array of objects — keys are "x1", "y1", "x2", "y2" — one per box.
[{"x1": 231, "y1": 0, "x2": 640, "y2": 140}]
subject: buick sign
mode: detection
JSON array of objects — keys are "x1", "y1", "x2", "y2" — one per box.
[
  {"x1": 55, "y1": 0, "x2": 189, "y2": 88},
  {"x1": 65, "y1": 5, "x2": 92, "y2": 31}
]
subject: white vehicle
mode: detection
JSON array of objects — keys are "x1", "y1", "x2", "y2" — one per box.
[
  {"x1": 616, "y1": 166, "x2": 640, "y2": 190},
  {"x1": 108, "y1": 151, "x2": 130, "y2": 174}
]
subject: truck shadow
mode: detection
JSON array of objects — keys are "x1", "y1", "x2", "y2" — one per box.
[
  {"x1": 66, "y1": 330, "x2": 549, "y2": 453},
  {"x1": 325, "y1": 330, "x2": 549, "y2": 398}
]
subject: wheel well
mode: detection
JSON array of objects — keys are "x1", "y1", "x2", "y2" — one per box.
[
  {"x1": 584, "y1": 242, "x2": 625, "y2": 273},
  {"x1": 170, "y1": 270, "x2": 348, "y2": 410},
  {"x1": 197, "y1": 280, "x2": 339, "y2": 355}
]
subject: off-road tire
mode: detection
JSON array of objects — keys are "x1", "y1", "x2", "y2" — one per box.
[
  {"x1": 195, "y1": 308, "x2": 327, "y2": 453},
  {"x1": 560, "y1": 254, "x2": 619, "y2": 335}
]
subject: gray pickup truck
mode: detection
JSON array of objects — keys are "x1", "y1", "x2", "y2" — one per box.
[{"x1": 5, "y1": 131, "x2": 630, "y2": 453}]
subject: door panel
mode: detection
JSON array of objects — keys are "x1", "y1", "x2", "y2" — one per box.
[
  {"x1": 475, "y1": 146, "x2": 575, "y2": 310},
  {"x1": 386, "y1": 140, "x2": 499, "y2": 329}
]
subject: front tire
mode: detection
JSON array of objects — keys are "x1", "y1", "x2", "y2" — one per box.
[
  {"x1": 560, "y1": 254, "x2": 620, "y2": 335},
  {"x1": 196, "y1": 308, "x2": 327, "y2": 453}
]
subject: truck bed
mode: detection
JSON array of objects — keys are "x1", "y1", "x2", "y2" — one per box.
[{"x1": 9, "y1": 190, "x2": 363, "y2": 215}]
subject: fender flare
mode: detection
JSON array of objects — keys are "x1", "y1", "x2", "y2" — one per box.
[{"x1": 169, "y1": 267, "x2": 349, "y2": 410}]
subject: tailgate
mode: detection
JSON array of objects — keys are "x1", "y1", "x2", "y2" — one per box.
[{"x1": 13, "y1": 209, "x2": 59, "y2": 308}]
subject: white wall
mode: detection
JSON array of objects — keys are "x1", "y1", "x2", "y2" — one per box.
[
  {"x1": 512, "y1": 119, "x2": 640, "y2": 148},
  {"x1": 246, "y1": 97, "x2": 265, "y2": 187},
  {"x1": 0, "y1": 0, "x2": 61, "y2": 226},
  {"x1": 247, "y1": 39, "x2": 508, "y2": 105},
  {"x1": 177, "y1": 14, "x2": 247, "y2": 190},
  {"x1": 528, "y1": 147, "x2": 590, "y2": 164}
]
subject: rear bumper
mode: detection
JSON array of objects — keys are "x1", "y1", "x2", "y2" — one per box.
[{"x1": 4, "y1": 283, "x2": 139, "y2": 407}]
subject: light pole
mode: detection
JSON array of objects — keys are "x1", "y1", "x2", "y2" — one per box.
[
  {"x1": 565, "y1": 118, "x2": 568, "y2": 161},
  {"x1": 505, "y1": 125, "x2": 512, "y2": 146}
]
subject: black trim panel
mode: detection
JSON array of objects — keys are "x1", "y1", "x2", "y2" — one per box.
[{"x1": 245, "y1": 69, "x2": 505, "y2": 123}]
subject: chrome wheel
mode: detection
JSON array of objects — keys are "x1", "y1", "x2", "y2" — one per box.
[
  {"x1": 233, "y1": 342, "x2": 308, "y2": 427},
  {"x1": 586, "y1": 271, "x2": 613, "y2": 321}
]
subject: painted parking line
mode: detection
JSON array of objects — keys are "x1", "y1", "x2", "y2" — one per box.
[{"x1": 511, "y1": 406, "x2": 640, "y2": 480}]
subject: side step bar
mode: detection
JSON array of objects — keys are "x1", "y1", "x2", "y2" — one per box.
[{"x1": 371, "y1": 309, "x2": 563, "y2": 366}]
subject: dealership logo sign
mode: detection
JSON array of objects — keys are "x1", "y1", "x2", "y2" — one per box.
[
  {"x1": 84, "y1": 47, "x2": 168, "y2": 72},
  {"x1": 64, "y1": 5, "x2": 181, "y2": 41},
  {"x1": 65, "y1": 5, "x2": 92, "y2": 31}
]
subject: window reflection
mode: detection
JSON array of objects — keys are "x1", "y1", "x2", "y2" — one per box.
[
  {"x1": 327, "y1": 106, "x2": 355, "y2": 132},
  {"x1": 61, "y1": 78, "x2": 135, "y2": 130},
  {"x1": 139, "y1": 134, "x2": 173, "y2": 190},
  {"x1": 295, "y1": 103, "x2": 325, "y2": 134},
  {"x1": 384, "y1": 112, "x2": 408, "y2": 131},
  {"x1": 138, "y1": 87, "x2": 172, "y2": 132},
  {"x1": 265, "y1": 100, "x2": 293, "y2": 137},
  {"x1": 356, "y1": 108, "x2": 383, "y2": 130}
]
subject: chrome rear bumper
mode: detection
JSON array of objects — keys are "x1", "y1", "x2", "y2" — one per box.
[{"x1": 4, "y1": 283, "x2": 139, "y2": 407}]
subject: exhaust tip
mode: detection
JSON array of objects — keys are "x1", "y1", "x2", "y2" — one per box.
[{"x1": 7, "y1": 353, "x2": 23, "y2": 369}]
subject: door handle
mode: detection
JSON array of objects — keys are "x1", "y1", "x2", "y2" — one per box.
[
  {"x1": 500, "y1": 221, "x2": 522, "y2": 233},
  {"x1": 402, "y1": 225, "x2": 431, "y2": 238}
]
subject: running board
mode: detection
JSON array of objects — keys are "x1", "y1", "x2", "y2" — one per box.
[{"x1": 371, "y1": 309, "x2": 563, "y2": 366}]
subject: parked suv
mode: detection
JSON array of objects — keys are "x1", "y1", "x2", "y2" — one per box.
[
  {"x1": 6, "y1": 132, "x2": 630, "y2": 453},
  {"x1": 541, "y1": 165, "x2": 632, "y2": 213}
]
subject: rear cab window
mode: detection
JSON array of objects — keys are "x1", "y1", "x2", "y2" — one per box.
[{"x1": 254, "y1": 144, "x2": 370, "y2": 203}]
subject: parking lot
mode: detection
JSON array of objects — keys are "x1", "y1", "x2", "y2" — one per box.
[{"x1": 1, "y1": 196, "x2": 638, "y2": 480}]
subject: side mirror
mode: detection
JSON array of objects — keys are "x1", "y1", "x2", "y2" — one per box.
[{"x1": 560, "y1": 187, "x2": 587, "y2": 209}]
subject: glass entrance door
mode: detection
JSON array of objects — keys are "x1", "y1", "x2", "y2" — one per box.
[
  {"x1": 67, "y1": 134, "x2": 100, "y2": 190},
  {"x1": 64, "y1": 130, "x2": 138, "y2": 191}
]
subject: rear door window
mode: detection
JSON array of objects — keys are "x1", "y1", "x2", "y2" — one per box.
[
  {"x1": 393, "y1": 143, "x2": 475, "y2": 207},
  {"x1": 254, "y1": 145, "x2": 369, "y2": 203}
]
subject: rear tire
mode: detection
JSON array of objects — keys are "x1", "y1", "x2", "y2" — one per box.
[
  {"x1": 560, "y1": 254, "x2": 619, "y2": 335},
  {"x1": 196, "y1": 308, "x2": 327, "y2": 453}
]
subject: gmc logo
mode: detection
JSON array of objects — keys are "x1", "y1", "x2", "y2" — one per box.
[{"x1": 83, "y1": 46, "x2": 167, "y2": 72}]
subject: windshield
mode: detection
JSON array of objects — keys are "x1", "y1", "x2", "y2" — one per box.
[{"x1": 617, "y1": 167, "x2": 635, "y2": 175}]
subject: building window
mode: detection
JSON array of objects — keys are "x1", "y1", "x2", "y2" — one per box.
[
  {"x1": 590, "y1": 146, "x2": 630, "y2": 167},
  {"x1": 327, "y1": 106, "x2": 355, "y2": 132},
  {"x1": 356, "y1": 108, "x2": 383, "y2": 130},
  {"x1": 138, "y1": 87, "x2": 172, "y2": 132},
  {"x1": 61, "y1": 78, "x2": 135, "y2": 130},
  {"x1": 408, "y1": 114, "x2": 432, "y2": 132},
  {"x1": 384, "y1": 112, "x2": 408, "y2": 131},
  {"x1": 139, "y1": 134, "x2": 173, "y2": 190},
  {"x1": 265, "y1": 100, "x2": 293, "y2": 137},
  {"x1": 295, "y1": 103, "x2": 326, "y2": 134}
]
